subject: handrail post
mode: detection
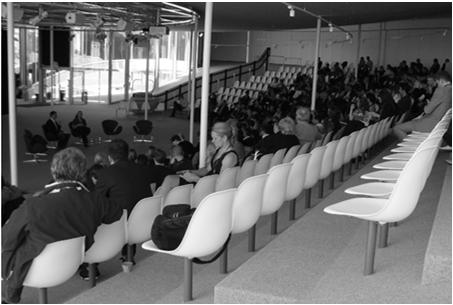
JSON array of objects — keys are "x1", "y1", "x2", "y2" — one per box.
[
  {"x1": 252, "y1": 62, "x2": 256, "y2": 75},
  {"x1": 224, "y1": 70, "x2": 227, "y2": 88},
  {"x1": 239, "y1": 65, "x2": 242, "y2": 82}
]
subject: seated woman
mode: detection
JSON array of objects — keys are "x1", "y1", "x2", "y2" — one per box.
[
  {"x1": 180, "y1": 122, "x2": 239, "y2": 183},
  {"x1": 69, "y1": 111, "x2": 91, "y2": 147}
]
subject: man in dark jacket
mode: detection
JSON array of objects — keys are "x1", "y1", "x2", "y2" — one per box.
[
  {"x1": 42, "y1": 111, "x2": 70, "y2": 149},
  {"x1": 2, "y1": 147, "x2": 122, "y2": 304}
]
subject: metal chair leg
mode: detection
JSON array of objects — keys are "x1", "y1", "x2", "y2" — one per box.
[
  {"x1": 364, "y1": 221, "x2": 378, "y2": 275},
  {"x1": 289, "y1": 199, "x2": 296, "y2": 220},
  {"x1": 340, "y1": 165, "x2": 345, "y2": 181},
  {"x1": 248, "y1": 225, "x2": 256, "y2": 252},
  {"x1": 318, "y1": 179, "x2": 324, "y2": 198},
  {"x1": 89, "y1": 263, "x2": 96, "y2": 287},
  {"x1": 220, "y1": 245, "x2": 228, "y2": 274},
  {"x1": 271, "y1": 211, "x2": 278, "y2": 235},
  {"x1": 38, "y1": 288, "x2": 48, "y2": 304},
  {"x1": 184, "y1": 258, "x2": 193, "y2": 302},
  {"x1": 349, "y1": 161, "x2": 353, "y2": 176},
  {"x1": 378, "y1": 223, "x2": 389, "y2": 248},
  {"x1": 330, "y1": 172, "x2": 335, "y2": 189},
  {"x1": 304, "y1": 188, "x2": 311, "y2": 209}
]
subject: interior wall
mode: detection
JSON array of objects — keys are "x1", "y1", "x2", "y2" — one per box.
[{"x1": 210, "y1": 18, "x2": 451, "y2": 68}]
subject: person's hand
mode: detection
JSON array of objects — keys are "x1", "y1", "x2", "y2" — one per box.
[{"x1": 180, "y1": 171, "x2": 199, "y2": 182}]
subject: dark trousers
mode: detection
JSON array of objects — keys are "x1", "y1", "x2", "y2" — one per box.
[{"x1": 72, "y1": 126, "x2": 91, "y2": 146}]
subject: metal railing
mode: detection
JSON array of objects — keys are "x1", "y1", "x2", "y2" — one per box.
[{"x1": 139, "y1": 47, "x2": 271, "y2": 110}]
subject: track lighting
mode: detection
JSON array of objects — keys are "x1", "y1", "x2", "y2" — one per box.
[
  {"x1": 288, "y1": 6, "x2": 295, "y2": 17},
  {"x1": 329, "y1": 23, "x2": 333, "y2": 32}
]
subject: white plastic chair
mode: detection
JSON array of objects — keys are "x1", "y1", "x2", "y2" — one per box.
[
  {"x1": 269, "y1": 148, "x2": 286, "y2": 168},
  {"x1": 352, "y1": 128, "x2": 366, "y2": 170},
  {"x1": 298, "y1": 142, "x2": 311, "y2": 155},
  {"x1": 303, "y1": 146, "x2": 327, "y2": 208},
  {"x1": 221, "y1": 174, "x2": 269, "y2": 272},
  {"x1": 23, "y1": 236, "x2": 85, "y2": 304},
  {"x1": 163, "y1": 184, "x2": 193, "y2": 208},
  {"x1": 282, "y1": 145, "x2": 300, "y2": 163},
  {"x1": 254, "y1": 153, "x2": 273, "y2": 175},
  {"x1": 190, "y1": 174, "x2": 219, "y2": 208},
  {"x1": 285, "y1": 153, "x2": 311, "y2": 220},
  {"x1": 84, "y1": 210, "x2": 127, "y2": 286},
  {"x1": 343, "y1": 131, "x2": 360, "y2": 177},
  {"x1": 142, "y1": 189, "x2": 236, "y2": 302},
  {"x1": 261, "y1": 163, "x2": 293, "y2": 235},
  {"x1": 324, "y1": 145, "x2": 437, "y2": 275},
  {"x1": 361, "y1": 170, "x2": 401, "y2": 182},
  {"x1": 154, "y1": 175, "x2": 180, "y2": 199},
  {"x1": 318, "y1": 140, "x2": 339, "y2": 198},
  {"x1": 236, "y1": 159, "x2": 257, "y2": 187},
  {"x1": 321, "y1": 130, "x2": 334, "y2": 146},
  {"x1": 126, "y1": 196, "x2": 163, "y2": 262},
  {"x1": 215, "y1": 166, "x2": 240, "y2": 191},
  {"x1": 331, "y1": 135, "x2": 349, "y2": 187}
]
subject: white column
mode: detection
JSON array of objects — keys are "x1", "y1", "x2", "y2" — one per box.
[
  {"x1": 355, "y1": 24, "x2": 362, "y2": 79},
  {"x1": 50, "y1": 26, "x2": 54, "y2": 107},
  {"x1": 377, "y1": 23, "x2": 383, "y2": 68},
  {"x1": 155, "y1": 38, "x2": 161, "y2": 89},
  {"x1": 19, "y1": 28, "x2": 28, "y2": 101},
  {"x1": 7, "y1": 3, "x2": 18, "y2": 185},
  {"x1": 144, "y1": 38, "x2": 151, "y2": 121},
  {"x1": 69, "y1": 30, "x2": 74, "y2": 104},
  {"x1": 245, "y1": 31, "x2": 250, "y2": 63},
  {"x1": 190, "y1": 18, "x2": 198, "y2": 144},
  {"x1": 124, "y1": 42, "x2": 131, "y2": 102},
  {"x1": 187, "y1": 29, "x2": 194, "y2": 142},
  {"x1": 310, "y1": 17, "x2": 321, "y2": 111},
  {"x1": 382, "y1": 23, "x2": 387, "y2": 67},
  {"x1": 199, "y1": 2, "x2": 213, "y2": 168},
  {"x1": 172, "y1": 32, "x2": 177, "y2": 79},
  {"x1": 108, "y1": 30, "x2": 113, "y2": 104}
]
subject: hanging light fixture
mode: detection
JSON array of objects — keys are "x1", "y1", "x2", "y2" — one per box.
[
  {"x1": 288, "y1": 5, "x2": 295, "y2": 17},
  {"x1": 329, "y1": 23, "x2": 333, "y2": 32}
]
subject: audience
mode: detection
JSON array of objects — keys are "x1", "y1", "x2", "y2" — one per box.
[{"x1": 1, "y1": 147, "x2": 122, "y2": 303}]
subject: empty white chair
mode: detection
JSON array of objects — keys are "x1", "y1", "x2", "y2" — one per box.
[
  {"x1": 223, "y1": 87, "x2": 231, "y2": 96},
  {"x1": 256, "y1": 83, "x2": 263, "y2": 91},
  {"x1": 298, "y1": 142, "x2": 311, "y2": 155},
  {"x1": 23, "y1": 237, "x2": 85, "y2": 304},
  {"x1": 324, "y1": 145, "x2": 437, "y2": 275},
  {"x1": 252, "y1": 91, "x2": 259, "y2": 99},
  {"x1": 217, "y1": 87, "x2": 224, "y2": 95},
  {"x1": 262, "y1": 84, "x2": 269, "y2": 91},
  {"x1": 190, "y1": 174, "x2": 219, "y2": 208},
  {"x1": 163, "y1": 184, "x2": 193, "y2": 208},
  {"x1": 235, "y1": 89, "x2": 242, "y2": 97},
  {"x1": 215, "y1": 166, "x2": 240, "y2": 191},
  {"x1": 264, "y1": 71, "x2": 270, "y2": 77},
  {"x1": 290, "y1": 66, "x2": 296, "y2": 74},
  {"x1": 261, "y1": 76, "x2": 267, "y2": 84},
  {"x1": 361, "y1": 170, "x2": 401, "y2": 182},
  {"x1": 286, "y1": 153, "x2": 311, "y2": 220},
  {"x1": 126, "y1": 196, "x2": 163, "y2": 263},
  {"x1": 270, "y1": 71, "x2": 276, "y2": 78},
  {"x1": 245, "y1": 82, "x2": 252, "y2": 90},
  {"x1": 249, "y1": 75, "x2": 256, "y2": 83},
  {"x1": 154, "y1": 175, "x2": 180, "y2": 199},
  {"x1": 269, "y1": 148, "x2": 286, "y2": 168},
  {"x1": 84, "y1": 210, "x2": 127, "y2": 286},
  {"x1": 250, "y1": 83, "x2": 257, "y2": 91},
  {"x1": 343, "y1": 131, "x2": 360, "y2": 177},
  {"x1": 254, "y1": 153, "x2": 273, "y2": 175},
  {"x1": 321, "y1": 131, "x2": 334, "y2": 146},
  {"x1": 142, "y1": 189, "x2": 236, "y2": 302},
  {"x1": 261, "y1": 163, "x2": 293, "y2": 235},
  {"x1": 232, "y1": 80, "x2": 240, "y2": 88},
  {"x1": 229, "y1": 88, "x2": 236, "y2": 97},
  {"x1": 282, "y1": 145, "x2": 300, "y2": 163},
  {"x1": 255, "y1": 76, "x2": 261, "y2": 83},
  {"x1": 239, "y1": 81, "x2": 246, "y2": 89},
  {"x1": 318, "y1": 140, "x2": 339, "y2": 198},
  {"x1": 221, "y1": 174, "x2": 268, "y2": 271},
  {"x1": 236, "y1": 159, "x2": 257, "y2": 187},
  {"x1": 331, "y1": 135, "x2": 349, "y2": 187},
  {"x1": 303, "y1": 146, "x2": 327, "y2": 208},
  {"x1": 284, "y1": 66, "x2": 290, "y2": 73},
  {"x1": 352, "y1": 128, "x2": 367, "y2": 170}
]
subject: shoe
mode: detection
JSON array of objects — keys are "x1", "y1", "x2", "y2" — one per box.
[
  {"x1": 79, "y1": 265, "x2": 100, "y2": 281},
  {"x1": 439, "y1": 145, "x2": 452, "y2": 151},
  {"x1": 119, "y1": 256, "x2": 136, "y2": 266}
]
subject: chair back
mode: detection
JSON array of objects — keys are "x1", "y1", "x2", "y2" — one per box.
[
  {"x1": 353, "y1": 128, "x2": 366, "y2": 158},
  {"x1": 236, "y1": 159, "x2": 257, "y2": 186},
  {"x1": 175, "y1": 189, "x2": 236, "y2": 258},
  {"x1": 332, "y1": 135, "x2": 349, "y2": 171},
  {"x1": 367, "y1": 122, "x2": 379, "y2": 149},
  {"x1": 164, "y1": 184, "x2": 193, "y2": 208},
  {"x1": 23, "y1": 236, "x2": 85, "y2": 288},
  {"x1": 24, "y1": 129, "x2": 33, "y2": 151},
  {"x1": 254, "y1": 153, "x2": 272, "y2": 175},
  {"x1": 298, "y1": 142, "x2": 311, "y2": 155},
  {"x1": 102, "y1": 119, "x2": 118, "y2": 133},
  {"x1": 360, "y1": 124, "x2": 373, "y2": 153},
  {"x1": 343, "y1": 131, "x2": 359, "y2": 163},
  {"x1": 304, "y1": 146, "x2": 327, "y2": 189},
  {"x1": 310, "y1": 139, "x2": 322, "y2": 151},
  {"x1": 154, "y1": 175, "x2": 180, "y2": 198},
  {"x1": 377, "y1": 146, "x2": 438, "y2": 222},
  {"x1": 190, "y1": 174, "x2": 218, "y2": 208},
  {"x1": 232, "y1": 174, "x2": 268, "y2": 234},
  {"x1": 332, "y1": 126, "x2": 346, "y2": 140},
  {"x1": 320, "y1": 140, "x2": 339, "y2": 180},
  {"x1": 128, "y1": 196, "x2": 163, "y2": 244},
  {"x1": 269, "y1": 148, "x2": 286, "y2": 168},
  {"x1": 283, "y1": 145, "x2": 300, "y2": 163},
  {"x1": 286, "y1": 153, "x2": 310, "y2": 201},
  {"x1": 84, "y1": 210, "x2": 127, "y2": 264},
  {"x1": 135, "y1": 120, "x2": 153, "y2": 134},
  {"x1": 216, "y1": 166, "x2": 240, "y2": 191},
  {"x1": 321, "y1": 131, "x2": 334, "y2": 146},
  {"x1": 261, "y1": 163, "x2": 292, "y2": 215}
]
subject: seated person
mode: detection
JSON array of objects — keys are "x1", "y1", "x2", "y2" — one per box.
[
  {"x1": 180, "y1": 122, "x2": 239, "y2": 183},
  {"x1": 169, "y1": 145, "x2": 193, "y2": 172},
  {"x1": 69, "y1": 111, "x2": 91, "y2": 147},
  {"x1": 170, "y1": 94, "x2": 187, "y2": 117},
  {"x1": 149, "y1": 149, "x2": 176, "y2": 190},
  {"x1": 94, "y1": 151, "x2": 110, "y2": 168},
  {"x1": 256, "y1": 117, "x2": 299, "y2": 155},
  {"x1": 170, "y1": 134, "x2": 195, "y2": 160},
  {"x1": 294, "y1": 106, "x2": 322, "y2": 145},
  {"x1": 42, "y1": 110, "x2": 70, "y2": 150},
  {"x1": 2, "y1": 147, "x2": 122, "y2": 303},
  {"x1": 1, "y1": 177, "x2": 26, "y2": 226}
]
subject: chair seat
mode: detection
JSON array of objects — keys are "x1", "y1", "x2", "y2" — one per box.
[
  {"x1": 391, "y1": 146, "x2": 417, "y2": 153},
  {"x1": 397, "y1": 141, "x2": 420, "y2": 147},
  {"x1": 373, "y1": 160, "x2": 406, "y2": 170},
  {"x1": 345, "y1": 182, "x2": 394, "y2": 197},
  {"x1": 361, "y1": 170, "x2": 400, "y2": 182},
  {"x1": 411, "y1": 131, "x2": 429, "y2": 135},
  {"x1": 382, "y1": 152, "x2": 413, "y2": 161},
  {"x1": 142, "y1": 240, "x2": 179, "y2": 256},
  {"x1": 323, "y1": 197, "x2": 388, "y2": 219},
  {"x1": 402, "y1": 137, "x2": 424, "y2": 143}
]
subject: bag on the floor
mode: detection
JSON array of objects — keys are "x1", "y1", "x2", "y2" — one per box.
[{"x1": 151, "y1": 204, "x2": 194, "y2": 250}]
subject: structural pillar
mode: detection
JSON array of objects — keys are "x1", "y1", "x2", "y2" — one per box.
[
  {"x1": 69, "y1": 30, "x2": 74, "y2": 104},
  {"x1": 19, "y1": 28, "x2": 28, "y2": 101},
  {"x1": 199, "y1": 2, "x2": 213, "y2": 168},
  {"x1": 144, "y1": 37, "x2": 151, "y2": 120},
  {"x1": 187, "y1": 29, "x2": 194, "y2": 142},
  {"x1": 382, "y1": 23, "x2": 387, "y2": 67},
  {"x1": 7, "y1": 2, "x2": 18, "y2": 185},
  {"x1": 108, "y1": 30, "x2": 113, "y2": 104},
  {"x1": 377, "y1": 23, "x2": 383, "y2": 68},
  {"x1": 245, "y1": 31, "x2": 251, "y2": 63},
  {"x1": 189, "y1": 18, "x2": 198, "y2": 144},
  {"x1": 310, "y1": 17, "x2": 321, "y2": 111},
  {"x1": 50, "y1": 26, "x2": 54, "y2": 107},
  {"x1": 124, "y1": 42, "x2": 131, "y2": 103},
  {"x1": 355, "y1": 24, "x2": 362, "y2": 79}
]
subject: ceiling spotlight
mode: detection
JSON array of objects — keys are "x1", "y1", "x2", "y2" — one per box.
[
  {"x1": 198, "y1": 32, "x2": 204, "y2": 38},
  {"x1": 329, "y1": 23, "x2": 333, "y2": 32},
  {"x1": 288, "y1": 6, "x2": 295, "y2": 18}
]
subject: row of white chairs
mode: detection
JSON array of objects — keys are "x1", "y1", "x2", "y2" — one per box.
[
  {"x1": 24, "y1": 115, "x2": 396, "y2": 303},
  {"x1": 324, "y1": 108, "x2": 452, "y2": 275},
  {"x1": 276, "y1": 65, "x2": 304, "y2": 74}
]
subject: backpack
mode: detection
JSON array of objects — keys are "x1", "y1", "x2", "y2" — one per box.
[{"x1": 151, "y1": 204, "x2": 231, "y2": 264}]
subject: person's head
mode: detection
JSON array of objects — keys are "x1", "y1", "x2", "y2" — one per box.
[
  {"x1": 171, "y1": 145, "x2": 184, "y2": 159},
  {"x1": 277, "y1": 117, "x2": 295, "y2": 135},
  {"x1": 152, "y1": 148, "x2": 167, "y2": 165},
  {"x1": 170, "y1": 134, "x2": 183, "y2": 146},
  {"x1": 94, "y1": 151, "x2": 109, "y2": 167},
  {"x1": 210, "y1": 121, "x2": 233, "y2": 149},
  {"x1": 435, "y1": 71, "x2": 451, "y2": 86},
  {"x1": 128, "y1": 148, "x2": 137, "y2": 162},
  {"x1": 49, "y1": 111, "x2": 57, "y2": 120},
  {"x1": 50, "y1": 147, "x2": 87, "y2": 182},
  {"x1": 107, "y1": 139, "x2": 129, "y2": 164},
  {"x1": 76, "y1": 111, "x2": 83, "y2": 119},
  {"x1": 259, "y1": 119, "x2": 274, "y2": 136},
  {"x1": 88, "y1": 163, "x2": 104, "y2": 185},
  {"x1": 136, "y1": 154, "x2": 148, "y2": 165},
  {"x1": 295, "y1": 106, "x2": 311, "y2": 123}
]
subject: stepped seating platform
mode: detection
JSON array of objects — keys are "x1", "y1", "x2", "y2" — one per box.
[
  {"x1": 62, "y1": 139, "x2": 451, "y2": 304},
  {"x1": 215, "y1": 147, "x2": 451, "y2": 303}
]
